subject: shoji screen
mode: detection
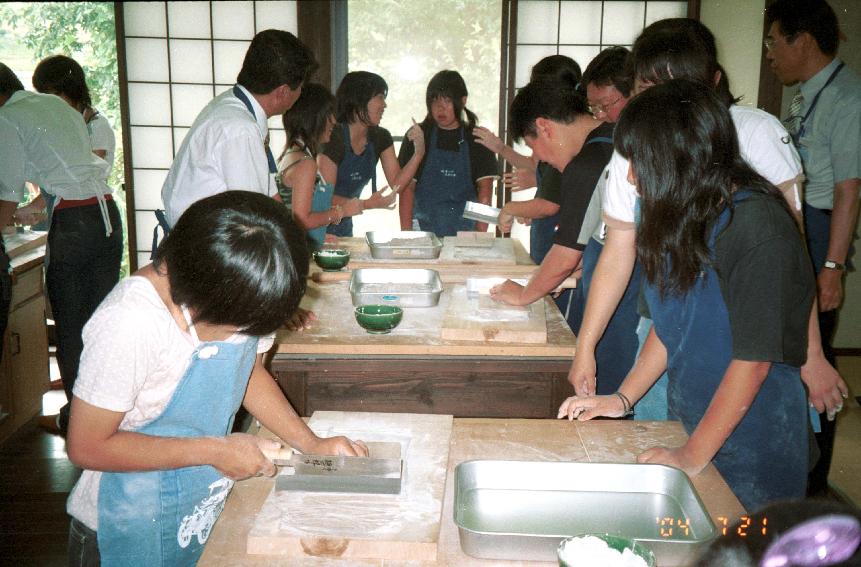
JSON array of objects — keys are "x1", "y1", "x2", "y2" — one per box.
[{"x1": 118, "y1": 1, "x2": 298, "y2": 269}]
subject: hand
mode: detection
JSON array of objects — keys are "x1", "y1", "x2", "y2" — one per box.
[
  {"x1": 213, "y1": 434, "x2": 279, "y2": 480},
  {"x1": 489, "y1": 279, "x2": 525, "y2": 305},
  {"x1": 340, "y1": 198, "x2": 363, "y2": 218},
  {"x1": 557, "y1": 394, "x2": 624, "y2": 421},
  {"x1": 497, "y1": 210, "x2": 515, "y2": 233},
  {"x1": 503, "y1": 168, "x2": 537, "y2": 192},
  {"x1": 285, "y1": 307, "x2": 317, "y2": 332},
  {"x1": 801, "y1": 351, "x2": 849, "y2": 418},
  {"x1": 13, "y1": 203, "x2": 47, "y2": 226},
  {"x1": 637, "y1": 445, "x2": 707, "y2": 477},
  {"x1": 364, "y1": 188, "x2": 397, "y2": 210},
  {"x1": 568, "y1": 351, "x2": 597, "y2": 396},
  {"x1": 817, "y1": 269, "x2": 843, "y2": 311},
  {"x1": 307, "y1": 435, "x2": 369, "y2": 457},
  {"x1": 473, "y1": 126, "x2": 505, "y2": 154},
  {"x1": 324, "y1": 234, "x2": 339, "y2": 245},
  {"x1": 408, "y1": 118, "x2": 425, "y2": 156}
]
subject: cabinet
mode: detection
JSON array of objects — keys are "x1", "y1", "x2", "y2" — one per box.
[{"x1": 0, "y1": 245, "x2": 49, "y2": 444}]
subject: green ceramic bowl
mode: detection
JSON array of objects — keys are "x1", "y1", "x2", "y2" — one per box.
[
  {"x1": 354, "y1": 305, "x2": 403, "y2": 334},
  {"x1": 313, "y1": 249, "x2": 350, "y2": 271},
  {"x1": 557, "y1": 534, "x2": 656, "y2": 567}
]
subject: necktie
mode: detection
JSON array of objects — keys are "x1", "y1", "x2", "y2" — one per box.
[{"x1": 785, "y1": 91, "x2": 804, "y2": 136}]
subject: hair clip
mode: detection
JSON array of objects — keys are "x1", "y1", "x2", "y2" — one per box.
[{"x1": 760, "y1": 515, "x2": 860, "y2": 567}]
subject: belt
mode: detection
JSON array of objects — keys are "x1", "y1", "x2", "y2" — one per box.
[{"x1": 54, "y1": 194, "x2": 113, "y2": 211}]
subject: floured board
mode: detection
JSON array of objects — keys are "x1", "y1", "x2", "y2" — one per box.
[
  {"x1": 3, "y1": 230, "x2": 47, "y2": 259},
  {"x1": 440, "y1": 285, "x2": 547, "y2": 343},
  {"x1": 454, "y1": 231, "x2": 495, "y2": 247},
  {"x1": 247, "y1": 412, "x2": 453, "y2": 561},
  {"x1": 438, "y1": 236, "x2": 516, "y2": 265}
]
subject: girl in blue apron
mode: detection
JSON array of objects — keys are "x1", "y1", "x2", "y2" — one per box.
[
  {"x1": 398, "y1": 70, "x2": 497, "y2": 237},
  {"x1": 318, "y1": 71, "x2": 426, "y2": 237},
  {"x1": 64, "y1": 192, "x2": 367, "y2": 567},
  {"x1": 558, "y1": 80, "x2": 812, "y2": 512},
  {"x1": 279, "y1": 83, "x2": 357, "y2": 250}
]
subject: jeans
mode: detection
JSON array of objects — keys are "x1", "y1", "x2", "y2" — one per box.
[
  {"x1": 68, "y1": 518, "x2": 100, "y2": 567},
  {"x1": 48, "y1": 201, "x2": 123, "y2": 432}
]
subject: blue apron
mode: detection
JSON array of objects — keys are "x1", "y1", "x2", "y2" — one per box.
[
  {"x1": 528, "y1": 164, "x2": 559, "y2": 265},
  {"x1": 308, "y1": 171, "x2": 335, "y2": 249},
  {"x1": 643, "y1": 193, "x2": 807, "y2": 511},
  {"x1": 97, "y1": 310, "x2": 258, "y2": 566},
  {"x1": 414, "y1": 125, "x2": 476, "y2": 237},
  {"x1": 327, "y1": 123, "x2": 377, "y2": 237}
]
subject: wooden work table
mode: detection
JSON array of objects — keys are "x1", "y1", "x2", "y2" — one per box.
[{"x1": 199, "y1": 418, "x2": 746, "y2": 566}]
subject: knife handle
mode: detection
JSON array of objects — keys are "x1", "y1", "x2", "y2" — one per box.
[{"x1": 260, "y1": 445, "x2": 295, "y2": 463}]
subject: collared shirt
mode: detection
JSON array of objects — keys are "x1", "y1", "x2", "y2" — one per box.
[
  {"x1": 161, "y1": 84, "x2": 276, "y2": 226},
  {"x1": 794, "y1": 58, "x2": 861, "y2": 210},
  {"x1": 0, "y1": 90, "x2": 112, "y2": 203}
]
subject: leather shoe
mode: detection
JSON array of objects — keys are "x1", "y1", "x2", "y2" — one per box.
[{"x1": 38, "y1": 414, "x2": 63, "y2": 435}]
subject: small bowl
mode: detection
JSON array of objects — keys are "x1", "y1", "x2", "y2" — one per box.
[
  {"x1": 354, "y1": 305, "x2": 403, "y2": 334},
  {"x1": 313, "y1": 249, "x2": 350, "y2": 271},
  {"x1": 557, "y1": 534, "x2": 656, "y2": 567}
]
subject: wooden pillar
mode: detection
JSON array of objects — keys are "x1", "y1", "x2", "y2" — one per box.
[
  {"x1": 297, "y1": 0, "x2": 334, "y2": 90},
  {"x1": 757, "y1": 0, "x2": 784, "y2": 115}
]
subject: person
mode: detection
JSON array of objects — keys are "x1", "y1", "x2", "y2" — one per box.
[
  {"x1": 0, "y1": 63, "x2": 123, "y2": 436},
  {"x1": 473, "y1": 54, "x2": 582, "y2": 264},
  {"x1": 568, "y1": 19, "x2": 846, "y2": 424},
  {"x1": 488, "y1": 79, "x2": 615, "y2": 358},
  {"x1": 397, "y1": 70, "x2": 499, "y2": 237},
  {"x1": 320, "y1": 71, "x2": 425, "y2": 237},
  {"x1": 764, "y1": 0, "x2": 860, "y2": 497},
  {"x1": 64, "y1": 191, "x2": 368, "y2": 566},
  {"x1": 559, "y1": 79, "x2": 813, "y2": 512},
  {"x1": 161, "y1": 29, "x2": 316, "y2": 228},
  {"x1": 278, "y1": 82, "x2": 351, "y2": 250}
]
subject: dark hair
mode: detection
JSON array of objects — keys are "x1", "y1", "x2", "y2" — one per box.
[
  {"x1": 281, "y1": 82, "x2": 335, "y2": 159},
  {"x1": 698, "y1": 500, "x2": 861, "y2": 567},
  {"x1": 153, "y1": 191, "x2": 309, "y2": 336},
  {"x1": 582, "y1": 47, "x2": 631, "y2": 97},
  {"x1": 32, "y1": 55, "x2": 92, "y2": 109},
  {"x1": 530, "y1": 54, "x2": 582, "y2": 90},
  {"x1": 509, "y1": 78, "x2": 591, "y2": 141},
  {"x1": 422, "y1": 70, "x2": 479, "y2": 131},
  {"x1": 335, "y1": 71, "x2": 388, "y2": 125},
  {"x1": 237, "y1": 29, "x2": 317, "y2": 94},
  {"x1": 615, "y1": 79, "x2": 786, "y2": 296},
  {"x1": 766, "y1": 0, "x2": 840, "y2": 57},
  {"x1": 0, "y1": 62, "x2": 24, "y2": 99}
]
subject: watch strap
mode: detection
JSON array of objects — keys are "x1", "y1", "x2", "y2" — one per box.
[{"x1": 824, "y1": 260, "x2": 846, "y2": 270}]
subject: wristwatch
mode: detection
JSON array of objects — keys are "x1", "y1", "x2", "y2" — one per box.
[{"x1": 823, "y1": 260, "x2": 846, "y2": 271}]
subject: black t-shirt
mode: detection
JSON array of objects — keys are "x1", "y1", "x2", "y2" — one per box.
[
  {"x1": 714, "y1": 191, "x2": 814, "y2": 366},
  {"x1": 321, "y1": 123, "x2": 393, "y2": 166},
  {"x1": 553, "y1": 122, "x2": 615, "y2": 251},
  {"x1": 397, "y1": 122, "x2": 499, "y2": 183},
  {"x1": 535, "y1": 161, "x2": 562, "y2": 205}
]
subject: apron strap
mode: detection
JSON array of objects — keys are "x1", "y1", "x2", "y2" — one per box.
[{"x1": 232, "y1": 84, "x2": 277, "y2": 174}]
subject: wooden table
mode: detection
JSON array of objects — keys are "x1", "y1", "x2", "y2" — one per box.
[{"x1": 199, "y1": 418, "x2": 746, "y2": 566}]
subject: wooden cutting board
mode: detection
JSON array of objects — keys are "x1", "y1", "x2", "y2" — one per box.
[
  {"x1": 440, "y1": 285, "x2": 547, "y2": 343},
  {"x1": 438, "y1": 236, "x2": 516, "y2": 265},
  {"x1": 246, "y1": 412, "x2": 453, "y2": 561},
  {"x1": 3, "y1": 230, "x2": 47, "y2": 259}
]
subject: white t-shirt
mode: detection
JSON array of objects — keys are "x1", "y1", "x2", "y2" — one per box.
[
  {"x1": 66, "y1": 276, "x2": 274, "y2": 530},
  {"x1": 602, "y1": 104, "x2": 804, "y2": 230},
  {"x1": 86, "y1": 112, "x2": 116, "y2": 181},
  {"x1": 161, "y1": 85, "x2": 277, "y2": 226}
]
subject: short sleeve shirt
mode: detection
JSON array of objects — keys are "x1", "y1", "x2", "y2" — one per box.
[
  {"x1": 535, "y1": 161, "x2": 562, "y2": 205},
  {"x1": 397, "y1": 122, "x2": 499, "y2": 183},
  {"x1": 714, "y1": 191, "x2": 814, "y2": 365},
  {"x1": 554, "y1": 122, "x2": 615, "y2": 250},
  {"x1": 322, "y1": 123, "x2": 393, "y2": 166},
  {"x1": 793, "y1": 59, "x2": 861, "y2": 210},
  {"x1": 86, "y1": 112, "x2": 116, "y2": 181}
]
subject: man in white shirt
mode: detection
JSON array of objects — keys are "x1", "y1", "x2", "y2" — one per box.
[{"x1": 161, "y1": 29, "x2": 316, "y2": 227}]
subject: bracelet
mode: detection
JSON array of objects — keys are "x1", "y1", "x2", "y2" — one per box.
[{"x1": 615, "y1": 391, "x2": 634, "y2": 417}]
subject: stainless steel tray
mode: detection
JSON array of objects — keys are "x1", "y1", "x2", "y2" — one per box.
[
  {"x1": 365, "y1": 231, "x2": 443, "y2": 259},
  {"x1": 462, "y1": 201, "x2": 501, "y2": 225},
  {"x1": 454, "y1": 460, "x2": 716, "y2": 566},
  {"x1": 349, "y1": 268, "x2": 443, "y2": 308}
]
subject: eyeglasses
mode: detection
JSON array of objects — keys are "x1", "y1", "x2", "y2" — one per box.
[
  {"x1": 588, "y1": 95, "x2": 623, "y2": 117},
  {"x1": 764, "y1": 32, "x2": 798, "y2": 51}
]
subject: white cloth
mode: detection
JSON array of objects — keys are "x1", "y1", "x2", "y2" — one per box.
[
  {"x1": 66, "y1": 276, "x2": 274, "y2": 530},
  {"x1": 602, "y1": 104, "x2": 803, "y2": 229},
  {"x1": 0, "y1": 91, "x2": 112, "y2": 203},
  {"x1": 161, "y1": 85, "x2": 277, "y2": 226},
  {"x1": 86, "y1": 112, "x2": 116, "y2": 181}
]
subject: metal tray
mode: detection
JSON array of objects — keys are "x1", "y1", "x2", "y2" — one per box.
[
  {"x1": 462, "y1": 201, "x2": 501, "y2": 225},
  {"x1": 454, "y1": 460, "x2": 716, "y2": 566},
  {"x1": 349, "y1": 268, "x2": 443, "y2": 308},
  {"x1": 365, "y1": 231, "x2": 443, "y2": 259}
]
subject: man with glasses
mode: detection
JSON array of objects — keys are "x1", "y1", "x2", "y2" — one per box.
[{"x1": 765, "y1": 0, "x2": 860, "y2": 497}]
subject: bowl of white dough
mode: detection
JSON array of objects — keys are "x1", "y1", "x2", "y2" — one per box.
[{"x1": 558, "y1": 534, "x2": 656, "y2": 567}]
